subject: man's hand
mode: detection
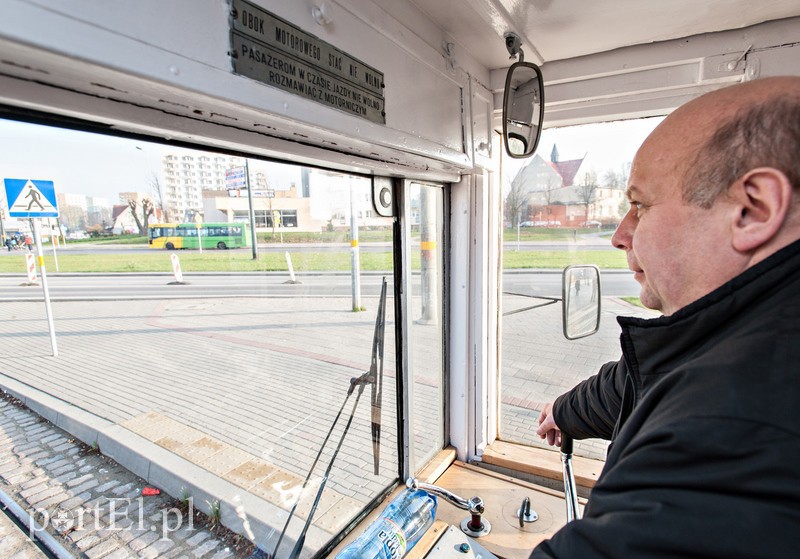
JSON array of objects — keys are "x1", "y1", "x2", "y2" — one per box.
[{"x1": 537, "y1": 402, "x2": 562, "y2": 447}]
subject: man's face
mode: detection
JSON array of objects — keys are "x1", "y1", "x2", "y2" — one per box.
[{"x1": 611, "y1": 132, "x2": 735, "y2": 316}]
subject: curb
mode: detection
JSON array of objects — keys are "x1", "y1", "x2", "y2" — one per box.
[{"x1": 0, "y1": 374, "x2": 330, "y2": 554}]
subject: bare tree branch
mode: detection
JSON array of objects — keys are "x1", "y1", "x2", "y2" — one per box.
[
  {"x1": 577, "y1": 171, "x2": 599, "y2": 223},
  {"x1": 127, "y1": 199, "x2": 145, "y2": 235}
]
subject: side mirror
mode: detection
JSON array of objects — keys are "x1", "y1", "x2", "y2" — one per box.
[
  {"x1": 502, "y1": 61, "x2": 545, "y2": 158},
  {"x1": 562, "y1": 265, "x2": 601, "y2": 340}
]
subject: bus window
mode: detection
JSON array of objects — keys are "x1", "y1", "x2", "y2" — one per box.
[{"x1": 499, "y1": 117, "x2": 663, "y2": 460}]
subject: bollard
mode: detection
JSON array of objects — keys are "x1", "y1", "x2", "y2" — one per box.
[
  {"x1": 24, "y1": 253, "x2": 38, "y2": 285},
  {"x1": 284, "y1": 251, "x2": 301, "y2": 284},
  {"x1": 169, "y1": 253, "x2": 186, "y2": 284}
]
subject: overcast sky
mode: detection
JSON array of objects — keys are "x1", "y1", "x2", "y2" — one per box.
[
  {"x1": 0, "y1": 119, "x2": 301, "y2": 206},
  {"x1": 1, "y1": 115, "x2": 663, "y2": 209},
  {"x1": 505, "y1": 116, "x2": 665, "y2": 188}
]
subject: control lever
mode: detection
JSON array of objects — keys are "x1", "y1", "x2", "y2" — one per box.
[
  {"x1": 561, "y1": 435, "x2": 580, "y2": 522},
  {"x1": 407, "y1": 478, "x2": 491, "y2": 537},
  {"x1": 517, "y1": 496, "x2": 538, "y2": 526}
]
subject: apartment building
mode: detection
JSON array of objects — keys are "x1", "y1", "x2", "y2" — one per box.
[{"x1": 161, "y1": 153, "x2": 246, "y2": 222}]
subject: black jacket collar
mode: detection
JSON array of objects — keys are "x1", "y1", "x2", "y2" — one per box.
[{"x1": 616, "y1": 238, "x2": 800, "y2": 378}]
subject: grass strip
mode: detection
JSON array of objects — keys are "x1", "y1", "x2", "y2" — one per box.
[{"x1": 0, "y1": 248, "x2": 626, "y2": 273}]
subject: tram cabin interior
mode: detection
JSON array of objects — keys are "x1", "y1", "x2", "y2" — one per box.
[{"x1": 0, "y1": 1, "x2": 799, "y2": 558}]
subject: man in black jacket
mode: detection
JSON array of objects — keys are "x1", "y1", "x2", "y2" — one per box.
[{"x1": 532, "y1": 76, "x2": 800, "y2": 557}]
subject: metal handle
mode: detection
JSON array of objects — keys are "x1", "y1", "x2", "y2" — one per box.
[
  {"x1": 560, "y1": 434, "x2": 580, "y2": 522},
  {"x1": 406, "y1": 478, "x2": 491, "y2": 537},
  {"x1": 406, "y1": 478, "x2": 483, "y2": 515},
  {"x1": 560, "y1": 433, "x2": 574, "y2": 455}
]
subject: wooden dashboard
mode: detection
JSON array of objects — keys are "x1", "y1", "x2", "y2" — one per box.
[{"x1": 332, "y1": 444, "x2": 603, "y2": 559}]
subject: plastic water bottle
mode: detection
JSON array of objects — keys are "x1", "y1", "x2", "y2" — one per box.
[{"x1": 335, "y1": 488, "x2": 437, "y2": 559}]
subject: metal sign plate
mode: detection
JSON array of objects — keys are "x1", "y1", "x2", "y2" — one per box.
[
  {"x1": 4, "y1": 178, "x2": 59, "y2": 218},
  {"x1": 229, "y1": 0, "x2": 385, "y2": 124},
  {"x1": 225, "y1": 166, "x2": 247, "y2": 190}
]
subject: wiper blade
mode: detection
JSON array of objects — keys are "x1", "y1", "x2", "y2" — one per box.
[{"x1": 370, "y1": 277, "x2": 387, "y2": 475}]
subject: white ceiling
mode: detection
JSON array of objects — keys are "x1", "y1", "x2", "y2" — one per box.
[{"x1": 402, "y1": 0, "x2": 800, "y2": 70}]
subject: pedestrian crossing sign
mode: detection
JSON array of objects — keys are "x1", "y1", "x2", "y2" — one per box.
[{"x1": 3, "y1": 178, "x2": 59, "y2": 218}]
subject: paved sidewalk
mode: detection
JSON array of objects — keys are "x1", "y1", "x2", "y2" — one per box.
[
  {"x1": 0, "y1": 392, "x2": 258, "y2": 559},
  {"x1": 0, "y1": 294, "x2": 413, "y2": 556},
  {"x1": 500, "y1": 296, "x2": 657, "y2": 459}
]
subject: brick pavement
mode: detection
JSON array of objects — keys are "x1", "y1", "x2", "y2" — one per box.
[
  {"x1": 0, "y1": 393, "x2": 257, "y2": 559},
  {"x1": 0, "y1": 293, "x2": 437, "y2": 556},
  {"x1": 500, "y1": 296, "x2": 658, "y2": 459}
]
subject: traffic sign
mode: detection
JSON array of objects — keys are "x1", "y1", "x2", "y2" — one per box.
[
  {"x1": 225, "y1": 166, "x2": 247, "y2": 190},
  {"x1": 4, "y1": 178, "x2": 59, "y2": 217}
]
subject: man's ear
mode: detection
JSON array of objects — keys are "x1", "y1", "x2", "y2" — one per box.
[{"x1": 730, "y1": 167, "x2": 793, "y2": 253}]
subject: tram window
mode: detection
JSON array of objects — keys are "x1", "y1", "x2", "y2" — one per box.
[
  {"x1": 0, "y1": 118, "x2": 403, "y2": 557},
  {"x1": 499, "y1": 117, "x2": 663, "y2": 460},
  {"x1": 407, "y1": 182, "x2": 446, "y2": 470}
]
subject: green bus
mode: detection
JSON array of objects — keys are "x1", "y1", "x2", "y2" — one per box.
[{"x1": 148, "y1": 222, "x2": 250, "y2": 250}]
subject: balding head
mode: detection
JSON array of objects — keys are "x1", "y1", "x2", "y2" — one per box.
[
  {"x1": 617, "y1": 77, "x2": 800, "y2": 314},
  {"x1": 672, "y1": 76, "x2": 800, "y2": 208}
]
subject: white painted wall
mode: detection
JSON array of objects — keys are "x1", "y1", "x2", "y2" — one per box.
[{"x1": 0, "y1": 0, "x2": 495, "y2": 179}]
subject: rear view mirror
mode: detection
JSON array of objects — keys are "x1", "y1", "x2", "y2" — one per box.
[
  {"x1": 502, "y1": 61, "x2": 544, "y2": 158},
  {"x1": 562, "y1": 265, "x2": 601, "y2": 339}
]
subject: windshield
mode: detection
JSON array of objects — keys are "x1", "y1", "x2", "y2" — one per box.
[
  {"x1": 0, "y1": 119, "x2": 402, "y2": 557},
  {"x1": 499, "y1": 117, "x2": 664, "y2": 460}
]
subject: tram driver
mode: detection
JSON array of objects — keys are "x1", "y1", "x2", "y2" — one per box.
[{"x1": 534, "y1": 76, "x2": 800, "y2": 558}]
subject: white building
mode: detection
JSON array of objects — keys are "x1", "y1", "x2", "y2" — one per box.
[
  {"x1": 55, "y1": 193, "x2": 112, "y2": 230},
  {"x1": 161, "y1": 153, "x2": 246, "y2": 222}
]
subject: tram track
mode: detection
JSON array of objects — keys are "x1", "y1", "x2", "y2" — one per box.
[{"x1": 0, "y1": 484, "x2": 72, "y2": 559}]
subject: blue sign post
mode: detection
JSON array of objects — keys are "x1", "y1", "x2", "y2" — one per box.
[
  {"x1": 3, "y1": 178, "x2": 59, "y2": 356},
  {"x1": 4, "y1": 178, "x2": 59, "y2": 218}
]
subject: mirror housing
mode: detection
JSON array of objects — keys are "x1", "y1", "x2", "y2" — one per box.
[
  {"x1": 502, "y1": 61, "x2": 545, "y2": 158},
  {"x1": 562, "y1": 265, "x2": 601, "y2": 340}
]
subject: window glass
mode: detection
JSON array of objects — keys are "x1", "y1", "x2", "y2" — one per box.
[
  {"x1": 408, "y1": 182, "x2": 446, "y2": 469},
  {"x1": 0, "y1": 120, "x2": 399, "y2": 556},
  {"x1": 499, "y1": 118, "x2": 663, "y2": 460}
]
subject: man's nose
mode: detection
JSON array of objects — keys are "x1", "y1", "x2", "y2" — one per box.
[{"x1": 612, "y1": 209, "x2": 635, "y2": 250}]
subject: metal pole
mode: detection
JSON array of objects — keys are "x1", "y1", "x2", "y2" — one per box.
[
  {"x1": 420, "y1": 186, "x2": 438, "y2": 324},
  {"x1": 349, "y1": 181, "x2": 361, "y2": 311},
  {"x1": 195, "y1": 213, "x2": 203, "y2": 255},
  {"x1": 32, "y1": 219, "x2": 57, "y2": 357},
  {"x1": 50, "y1": 219, "x2": 59, "y2": 272},
  {"x1": 245, "y1": 160, "x2": 258, "y2": 260}
]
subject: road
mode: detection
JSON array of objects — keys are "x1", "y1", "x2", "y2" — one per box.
[
  {"x1": 0, "y1": 238, "x2": 618, "y2": 256},
  {"x1": 0, "y1": 270, "x2": 638, "y2": 301}
]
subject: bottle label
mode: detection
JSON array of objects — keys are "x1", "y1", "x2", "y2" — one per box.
[{"x1": 377, "y1": 518, "x2": 407, "y2": 559}]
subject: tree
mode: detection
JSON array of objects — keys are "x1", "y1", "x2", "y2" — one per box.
[
  {"x1": 602, "y1": 162, "x2": 632, "y2": 190},
  {"x1": 577, "y1": 171, "x2": 599, "y2": 223},
  {"x1": 147, "y1": 173, "x2": 165, "y2": 221},
  {"x1": 542, "y1": 175, "x2": 560, "y2": 223},
  {"x1": 141, "y1": 198, "x2": 154, "y2": 231},
  {"x1": 505, "y1": 173, "x2": 529, "y2": 227},
  {"x1": 602, "y1": 169, "x2": 623, "y2": 189},
  {"x1": 127, "y1": 197, "x2": 155, "y2": 235}
]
